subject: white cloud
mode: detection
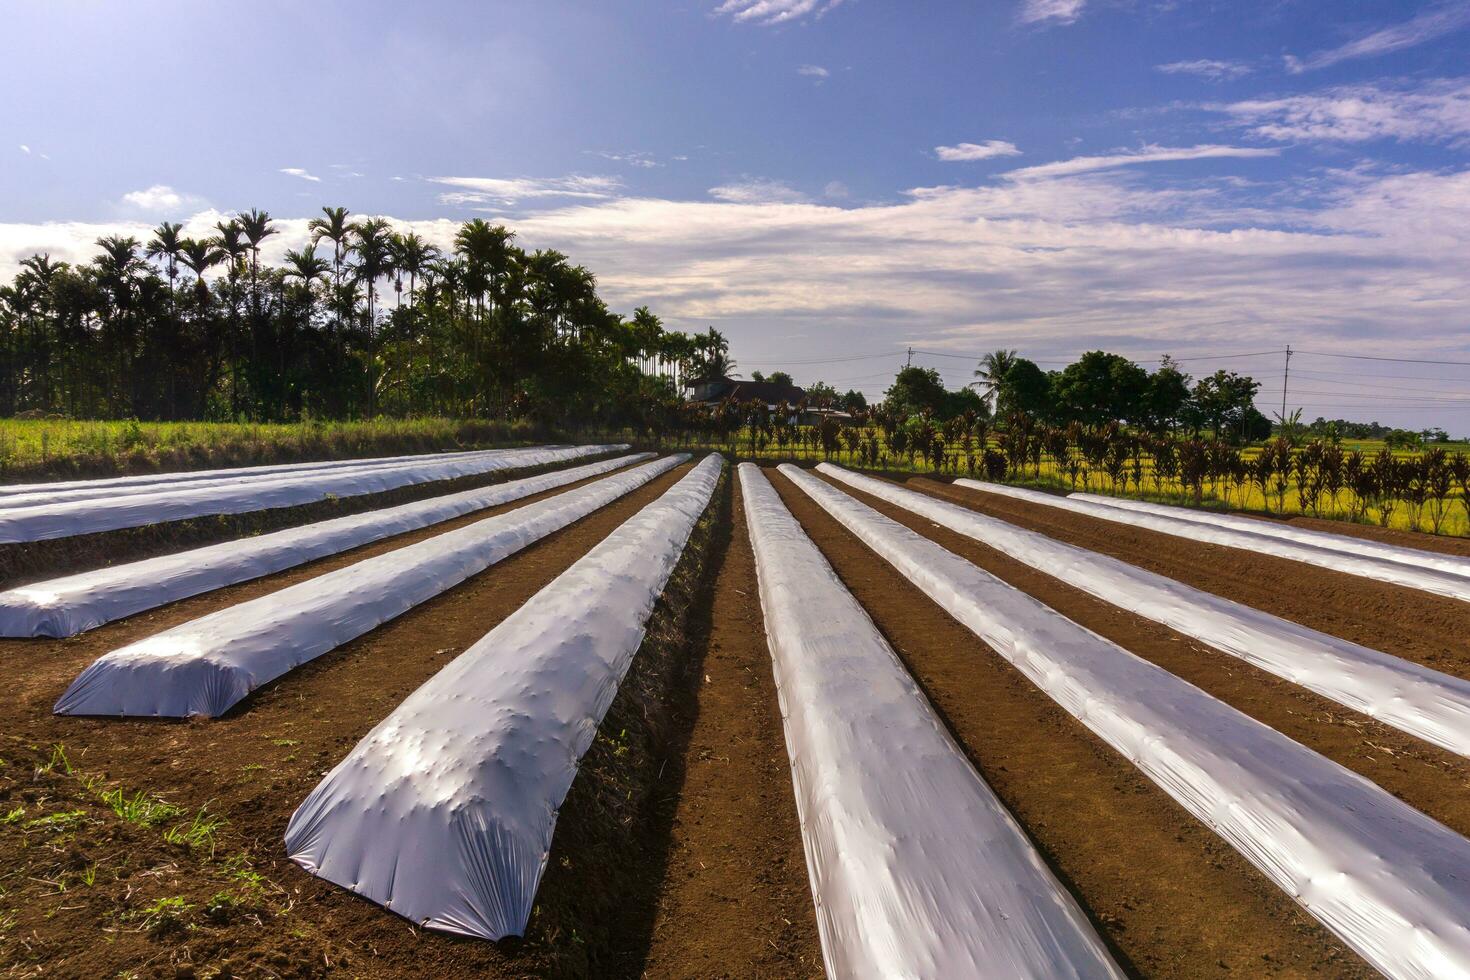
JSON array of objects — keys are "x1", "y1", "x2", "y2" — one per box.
[
  {"x1": 279, "y1": 167, "x2": 322, "y2": 182},
  {"x1": 714, "y1": 0, "x2": 845, "y2": 25},
  {"x1": 1219, "y1": 78, "x2": 1470, "y2": 144},
  {"x1": 1287, "y1": 3, "x2": 1470, "y2": 73},
  {"x1": 1004, "y1": 144, "x2": 1278, "y2": 180},
  {"x1": 19, "y1": 144, "x2": 30, "y2": 155},
  {"x1": 935, "y1": 140, "x2": 1023, "y2": 162},
  {"x1": 708, "y1": 178, "x2": 809, "y2": 204},
  {"x1": 1018, "y1": 0, "x2": 1085, "y2": 26},
  {"x1": 1156, "y1": 59, "x2": 1252, "y2": 81},
  {"x1": 797, "y1": 64, "x2": 830, "y2": 78},
  {"x1": 429, "y1": 174, "x2": 623, "y2": 206},
  {"x1": 119, "y1": 185, "x2": 191, "y2": 212},
  {"x1": 587, "y1": 150, "x2": 660, "y2": 169},
  {"x1": 824, "y1": 180, "x2": 850, "y2": 199}
]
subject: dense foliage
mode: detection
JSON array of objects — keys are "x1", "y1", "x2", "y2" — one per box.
[{"x1": 0, "y1": 208, "x2": 723, "y2": 428}]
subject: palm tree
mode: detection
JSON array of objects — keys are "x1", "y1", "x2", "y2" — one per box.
[
  {"x1": 145, "y1": 222, "x2": 185, "y2": 297},
  {"x1": 179, "y1": 238, "x2": 223, "y2": 302},
  {"x1": 390, "y1": 231, "x2": 438, "y2": 309},
  {"x1": 284, "y1": 246, "x2": 330, "y2": 287},
  {"x1": 210, "y1": 220, "x2": 251, "y2": 416},
  {"x1": 237, "y1": 208, "x2": 277, "y2": 315},
  {"x1": 351, "y1": 218, "x2": 395, "y2": 416},
  {"x1": 308, "y1": 206, "x2": 352, "y2": 333},
  {"x1": 974, "y1": 349, "x2": 1018, "y2": 413}
]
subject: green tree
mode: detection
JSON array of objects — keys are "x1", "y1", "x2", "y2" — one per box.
[
  {"x1": 1052, "y1": 350, "x2": 1149, "y2": 426},
  {"x1": 884, "y1": 366, "x2": 949, "y2": 419}
]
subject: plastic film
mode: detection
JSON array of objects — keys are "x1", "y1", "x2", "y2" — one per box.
[
  {"x1": 818, "y1": 464, "x2": 1470, "y2": 759},
  {"x1": 785, "y1": 464, "x2": 1470, "y2": 980},
  {"x1": 0, "y1": 453, "x2": 650, "y2": 638},
  {"x1": 283, "y1": 455, "x2": 724, "y2": 939},
  {"x1": 743, "y1": 464, "x2": 1122, "y2": 980},
  {"x1": 54, "y1": 455, "x2": 686, "y2": 718}
]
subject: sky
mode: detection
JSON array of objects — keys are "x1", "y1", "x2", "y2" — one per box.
[{"x1": 3, "y1": 0, "x2": 1470, "y2": 430}]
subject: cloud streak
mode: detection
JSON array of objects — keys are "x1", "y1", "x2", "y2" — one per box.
[
  {"x1": 1287, "y1": 3, "x2": 1470, "y2": 72},
  {"x1": 429, "y1": 174, "x2": 623, "y2": 206},
  {"x1": 707, "y1": 178, "x2": 809, "y2": 204},
  {"x1": 1003, "y1": 144, "x2": 1278, "y2": 180},
  {"x1": 280, "y1": 167, "x2": 322, "y2": 182},
  {"x1": 1018, "y1": 0, "x2": 1085, "y2": 26},
  {"x1": 935, "y1": 140, "x2": 1022, "y2": 162},
  {"x1": 714, "y1": 0, "x2": 845, "y2": 26},
  {"x1": 1156, "y1": 59, "x2": 1252, "y2": 81},
  {"x1": 1219, "y1": 78, "x2": 1470, "y2": 144}
]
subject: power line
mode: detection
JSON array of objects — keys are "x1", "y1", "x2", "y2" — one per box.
[
  {"x1": 740, "y1": 350, "x2": 898, "y2": 366},
  {"x1": 1296, "y1": 350, "x2": 1470, "y2": 368}
]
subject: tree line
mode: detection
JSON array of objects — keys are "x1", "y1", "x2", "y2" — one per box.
[{"x1": 0, "y1": 207, "x2": 734, "y2": 427}]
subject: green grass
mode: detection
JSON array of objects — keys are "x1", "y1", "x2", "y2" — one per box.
[
  {"x1": 0, "y1": 416, "x2": 558, "y2": 481},
  {"x1": 100, "y1": 788, "x2": 182, "y2": 828}
]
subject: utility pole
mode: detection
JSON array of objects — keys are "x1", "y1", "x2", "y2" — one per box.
[
  {"x1": 906, "y1": 346, "x2": 914, "y2": 368},
  {"x1": 1281, "y1": 344, "x2": 1292, "y2": 422}
]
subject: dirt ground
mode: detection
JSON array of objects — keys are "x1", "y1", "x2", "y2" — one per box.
[
  {"x1": 640, "y1": 479, "x2": 822, "y2": 980},
  {"x1": 766, "y1": 466, "x2": 1381, "y2": 977},
  {"x1": 8, "y1": 454, "x2": 1470, "y2": 978}
]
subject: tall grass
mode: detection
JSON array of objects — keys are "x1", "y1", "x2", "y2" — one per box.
[{"x1": 0, "y1": 417, "x2": 559, "y2": 482}]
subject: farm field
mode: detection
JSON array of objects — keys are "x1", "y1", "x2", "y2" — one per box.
[
  {"x1": 671, "y1": 426, "x2": 1470, "y2": 537},
  {"x1": 4, "y1": 446, "x2": 1470, "y2": 977}
]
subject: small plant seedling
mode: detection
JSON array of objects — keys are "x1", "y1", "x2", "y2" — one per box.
[{"x1": 101, "y1": 788, "x2": 181, "y2": 827}]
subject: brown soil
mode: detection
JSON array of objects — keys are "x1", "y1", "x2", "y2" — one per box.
[
  {"x1": 0, "y1": 464, "x2": 701, "y2": 978},
  {"x1": 0, "y1": 449, "x2": 628, "y2": 590},
  {"x1": 641, "y1": 479, "x2": 823, "y2": 980},
  {"x1": 1071, "y1": 488, "x2": 1470, "y2": 558},
  {"x1": 905, "y1": 476, "x2": 1470, "y2": 681},
  {"x1": 820, "y1": 471, "x2": 1470, "y2": 842},
  {"x1": 767, "y1": 465, "x2": 1375, "y2": 978}
]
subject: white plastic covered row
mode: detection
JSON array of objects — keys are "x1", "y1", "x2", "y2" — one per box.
[
  {"x1": 0, "y1": 453, "x2": 651, "y2": 639},
  {"x1": 0, "y1": 443, "x2": 626, "y2": 544},
  {"x1": 0, "y1": 444, "x2": 531, "y2": 501},
  {"x1": 0, "y1": 446, "x2": 539, "y2": 511},
  {"x1": 742, "y1": 465, "x2": 1121, "y2": 979},
  {"x1": 818, "y1": 464, "x2": 1470, "y2": 758},
  {"x1": 781, "y1": 465, "x2": 1470, "y2": 980},
  {"x1": 958, "y1": 479, "x2": 1470, "y2": 604},
  {"x1": 1073, "y1": 490, "x2": 1470, "y2": 582},
  {"x1": 284, "y1": 454, "x2": 724, "y2": 939},
  {"x1": 54, "y1": 454, "x2": 689, "y2": 718}
]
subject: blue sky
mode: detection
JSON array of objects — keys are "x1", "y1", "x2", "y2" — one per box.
[{"x1": 4, "y1": 0, "x2": 1470, "y2": 429}]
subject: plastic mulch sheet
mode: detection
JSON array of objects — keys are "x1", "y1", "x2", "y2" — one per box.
[
  {"x1": 54, "y1": 455, "x2": 688, "y2": 718},
  {"x1": 1072, "y1": 490, "x2": 1470, "y2": 581},
  {"x1": 786, "y1": 464, "x2": 1470, "y2": 980},
  {"x1": 958, "y1": 479, "x2": 1470, "y2": 604},
  {"x1": 282, "y1": 454, "x2": 724, "y2": 940},
  {"x1": 0, "y1": 453, "x2": 650, "y2": 638},
  {"x1": 742, "y1": 464, "x2": 1122, "y2": 979},
  {"x1": 818, "y1": 464, "x2": 1470, "y2": 759},
  {"x1": 0, "y1": 443, "x2": 627, "y2": 543}
]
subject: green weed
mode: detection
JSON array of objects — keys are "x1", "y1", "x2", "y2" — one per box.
[{"x1": 101, "y1": 788, "x2": 181, "y2": 827}]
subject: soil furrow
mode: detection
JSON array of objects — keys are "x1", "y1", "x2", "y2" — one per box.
[
  {"x1": 903, "y1": 475, "x2": 1470, "y2": 678},
  {"x1": 767, "y1": 466, "x2": 1374, "y2": 979},
  {"x1": 820, "y1": 469, "x2": 1470, "y2": 840},
  {"x1": 640, "y1": 477, "x2": 823, "y2": 980}
]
